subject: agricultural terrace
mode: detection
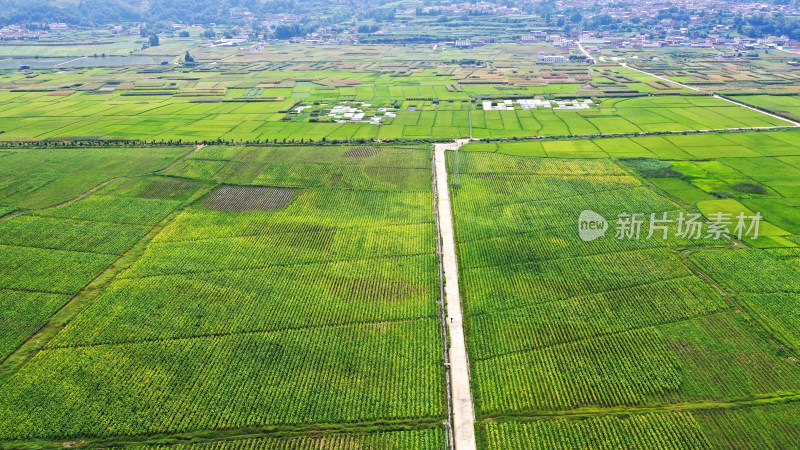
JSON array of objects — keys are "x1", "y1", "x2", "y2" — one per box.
[
  {"x1": 448, "y1": 145, "x2": 800, "y2": 448},
  {"x1": 0, "y1": 144, "x2": 448, "y2": 446}
]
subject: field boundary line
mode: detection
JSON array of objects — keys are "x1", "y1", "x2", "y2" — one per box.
[
  {"x1": 434, "y1": 139, "x2": 477, "y2": 450},
  {"x1": 155, "y1": 143, "x2": 205, "y2": 173},
  {"x1": 0, "y1": 144, "x2": 205, "y2": 225},
  {"x1": 0, "y1": 182, "x2": 216, "y2": 377},
  {"x1": 471, "y1": 308, "x2": 733, "y2": 363},
  {"x1": 117, "y1": 250, "x2": 436, "y2": 280},
  {"x1": 146, "y1": 220, "x2": 435, "y2": 246},
  {"x1": 46, "y1": 316, "x2": 436, "y2": 351},
  {"x1": 479, "y1": 391, "x2": 800, "y2": 421},
  {"x1": 465, "y1": 275, "x2": 706, "y2": 318},
  {"x1": 0, "y1": 418, "x2": 447, "y2": 448},
  {"x1": 713, "y1": 94, "x2": 800, "y2": 127},
  {"x1": 621, "y1": 63, "x2": 800, "y2": 127}
]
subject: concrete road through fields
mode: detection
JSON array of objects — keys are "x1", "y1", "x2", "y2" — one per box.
[{"x1": 434, "y1": 140, "x2": 476, "y2": 450}]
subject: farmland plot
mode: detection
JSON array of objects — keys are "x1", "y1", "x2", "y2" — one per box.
[
  {"x1": 0, "y1": 145, "x2": 446, "y2": 444},
  {"x1": 481, "y1": 401, "x2": 800, "y2": 449},
  {"x1": 134, "y1": 428, "x2": 446, "y2": 449},
  {"x1": 0, "y1": 173, "x2": 203, "y2": 363},
  {"x1": 449, "y1": 152, "x2": 800, "y2": 441}
]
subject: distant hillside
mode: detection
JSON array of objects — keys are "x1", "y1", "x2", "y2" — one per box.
[{"x1": 0, "y1": 0, "x2": 364, "y2": 28}]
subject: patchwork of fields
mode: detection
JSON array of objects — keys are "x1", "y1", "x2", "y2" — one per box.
[
  {"x1": 3, "y1": 39, "x2": 800, "y2": 448},
  {"x1": 0, "y1": 61, "x2": 793, "y2": 144},
  {"x1": 0, "y1": 144, "x2": 448, "y2": 446}
]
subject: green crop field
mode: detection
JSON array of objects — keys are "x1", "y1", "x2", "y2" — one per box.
[
  {"x1": 0, "y1": 143, "x2": 448, "y2": 447},
  {"x1": 449, "y1": 150, "x2": 800, "y2": 446},
  {"x1": 2, "y1": 28, "x2": 800, "y2": 449}
]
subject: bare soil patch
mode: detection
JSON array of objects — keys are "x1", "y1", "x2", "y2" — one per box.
[
  {"x1": 343, "y1": 146, "x2": 382, "y2": 158},
  {"x1": 203, "y1": 185, "x2": 298, "y2": 211}
]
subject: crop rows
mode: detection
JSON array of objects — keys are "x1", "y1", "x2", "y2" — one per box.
[
  {"x1": 481, "y1": 413, "x2": 710, "y2": 449},
  {"x1": 190, "y1": 146, "x2": 429, "y2": 169},
  {"x1": 474, "y1": 327, "x2": 683, "y2": 412},
  {"x1": 0, "y1": 146, "x2": 187, "y2": 209},
  {"x1": 32, "y1": 195, "x2": 182, "y2": 226},
  {"x1": 453, "y1": 184, "x2": 679, "y2": 242},
  {"x1": 139, "y1": 428, "x2": 445, "y2": 449},
  {"x1": 0, "y1": 176, "x2": 199, "y2": 366},
  {"x1": 343, "y1": 146, "x2": 383, "y2": 158},
  {"x1": 455, "y1": 222, "x2": 717, "y2": 270},
  {"x1": 0, "y1": 289, "x2": 70, "y2": 361},
  {"x1": 0, "y1": 215, "x2": 150, "y2": 255},
  {"x1": 121, "y1": 222, "x2": 434, "y2": 278},
  {"x1": 690, "y1": 249, "x2": 800, "y2": 294},
  {"x1": 473, "y1": 312, "x2": 800, "y2": 415},
  {"x1": 694, "y1": 401, "x2": 800, "y2": 448},
  {"x1": 166, "y1": 146, "x2": 432, "y2": 191},
  {"x1": 466, "y1": 277, "x2": 727, "y2": 361},
  {"x1": 51, "y1": 255, "x2": 438, "y2": 347},
  {"x1": 737, "y1": 292, "x2": 800, "y2": 349},
  {"x1": 0, "y1": 147, "x2": 445, "y2": 443},
  {"x1": 0, "y1": 244, "x2": 117, "y2": 294},
  {"x1": 98, "y1": 176, "x2": 202, "y2": 201},
  {"x1": 0, "y1": 320, "x2": 444, "y2": 439},
  {"x1": 452, "y1": 153, "x2": 800, "y2": 428},
  {"x1": 461, "y1": 248, "x2": 693, "y2": 315},
  {"x1": 657, "y1": 312, "x2": 800, "y2": 402},
  {"x1": 179, "y1": 189, "x2": 432, "y2": 229}
]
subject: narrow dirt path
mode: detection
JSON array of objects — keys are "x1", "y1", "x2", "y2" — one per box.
[
  {"x1": 578, "y1": 42, "x2": 595, "y2": 64},
  {"x1": 53, "y1": 56, "x2": 87, "y2": 67},
  {"x1": 433, "y1": 139, "x2": 476, "y2": 450},
  {"x1": 156, "y1": 144, "x2": 205, "y2": 173}
]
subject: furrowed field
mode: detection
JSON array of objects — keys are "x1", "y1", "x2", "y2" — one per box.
[{"x1": 0, "y1": 144, "x2": 447, "y2": 446}]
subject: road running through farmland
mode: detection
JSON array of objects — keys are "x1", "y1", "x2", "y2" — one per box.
[
  {"x1": 621, "y1": 63, "x2": 800, "y2": 127},
  {"x1": 53, "y1": 56, "x2": 87, "y2": 67},
  {"x1": 433, "y1": 139, "x2": 476, "y2": 450},
  {"x1": 578, "y1": 42, "x2": 596, "y2": 64}
]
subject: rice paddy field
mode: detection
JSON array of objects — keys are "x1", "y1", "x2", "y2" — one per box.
[{"x1": 2, "y1": 41, "x2": 800, "y2": 449}]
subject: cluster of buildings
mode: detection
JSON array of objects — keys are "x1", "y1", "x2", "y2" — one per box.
[
  {"x1": 0, "y1": 25, "x2": 43, "y2": 39},
  {"x1": 0, "y1": 22, "x2": 70, "y2": 39},
  {"x1": 552, "y1": 0, "x2": 800, "y2": 28},
  {"x1": 517, "y1": 30, "x2": 800, "y2": 54},
  {"x1": 326, "y1": 103, "x2": 396, "y2": 125},
  {"x1": 397, "y1": 2, "x2": 522, "y2": 16},
  {"x1": 482, "y1": 99, "x2": 595, "y2": 111}
]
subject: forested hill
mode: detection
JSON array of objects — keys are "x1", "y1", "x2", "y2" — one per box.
[{"x1": 0, "y1": 0, "x2": 387, "y2": 27}]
